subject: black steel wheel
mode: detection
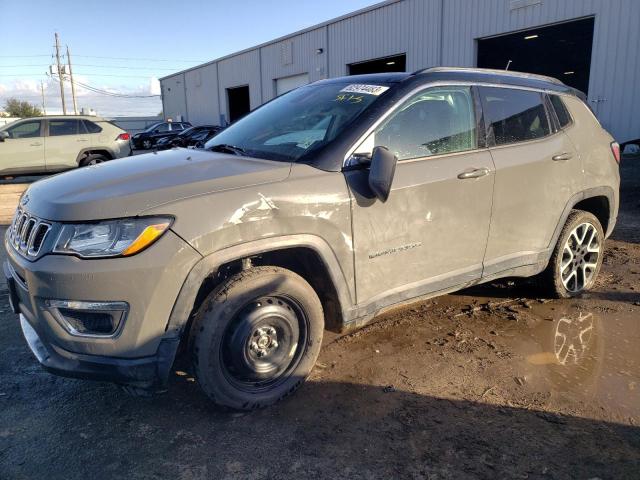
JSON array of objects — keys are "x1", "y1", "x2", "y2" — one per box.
[
  {"x1": 190, "y1": 266, "x2": 324, "y2": 410},
  {"x1": 220, "y1": 295, "x2": 308, "y2": 391}
]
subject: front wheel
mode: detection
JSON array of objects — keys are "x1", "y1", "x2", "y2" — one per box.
[
  {"x1": 540, "y1": 210, "x2": 604, "y2": 298},
  {"x1": 190, "y1": 266, "x2": 324, "y2": 410}
]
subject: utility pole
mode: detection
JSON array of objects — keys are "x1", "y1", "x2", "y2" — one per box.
[
  {"x1": 66, "y1": 45, "x2": 78, "y2": 114},
  {"x1": 54, "y1": 32, "x2": 67, "y2": 115},
  {"x1": 40, "y1": 80, "x2": 47, "y2": 115}
]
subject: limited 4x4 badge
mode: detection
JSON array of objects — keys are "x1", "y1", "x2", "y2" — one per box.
[{"x1": 369, "y1": 242, "x2": 422, "y2": 260}]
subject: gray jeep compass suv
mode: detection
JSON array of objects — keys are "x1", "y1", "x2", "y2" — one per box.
[{"x1": 4, "y1": 68, "x2": 620, "y2": 410}]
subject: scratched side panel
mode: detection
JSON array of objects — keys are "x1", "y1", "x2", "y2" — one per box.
[{"x1": 144, "y1": 163, "x2": 356, "y2": 304}]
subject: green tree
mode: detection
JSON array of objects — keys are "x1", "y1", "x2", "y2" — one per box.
[{"x1": 4, "y1": 98, "x2": 42, "y2": 118}]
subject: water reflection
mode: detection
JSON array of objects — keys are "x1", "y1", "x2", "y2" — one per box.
[{"x1": 502, "y1": 304, "x2": 638, "y2": 418}]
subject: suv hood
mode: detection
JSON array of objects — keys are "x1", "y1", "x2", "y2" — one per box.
[{"x1": 23, "y1": 149, "x2": 292, "y2": 221}]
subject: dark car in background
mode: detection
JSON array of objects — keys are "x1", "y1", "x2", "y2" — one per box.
[
  {"x1": 131, "y1": 121, "x2": 192, "y2": 150},
  {"x1": 154, "y1": 125, "x2": 222, "y2": 150}
]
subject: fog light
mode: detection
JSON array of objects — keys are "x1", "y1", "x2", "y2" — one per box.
[{"x1": 46, "y1": 300, "x2": 129, "y2": 337}]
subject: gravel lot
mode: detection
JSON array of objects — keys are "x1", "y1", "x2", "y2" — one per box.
[{"x1": 0, "y1": 158, "x2": 638, "y2": 479}]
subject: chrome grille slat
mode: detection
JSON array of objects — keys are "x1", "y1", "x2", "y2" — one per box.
[{"x1": 8, "y1": 208, "x2": 51, "y2": 258}]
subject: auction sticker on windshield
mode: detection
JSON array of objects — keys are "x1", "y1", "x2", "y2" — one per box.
[{"x1": 340, "y1": 84, "x2": 389, "y2": 96}]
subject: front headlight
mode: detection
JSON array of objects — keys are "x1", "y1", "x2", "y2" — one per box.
[{"x1": 53, "y1": 217, "x2": 172, "y2": 258}]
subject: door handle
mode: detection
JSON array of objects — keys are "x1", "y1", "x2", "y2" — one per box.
[
  {"x1": 29, "y1": 142, "x2": 42, "y2": 146},
  {"x1": 552, "y1": 152, "x2": 573, "y2": 161},
  {"x1": 457, "y1": 167, "x2": 490, "y2": 179},
  {"x1": 77, "y1": 139, "x2": 89, "y2": 142}
]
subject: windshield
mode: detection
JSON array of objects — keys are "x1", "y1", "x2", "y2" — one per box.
[
  {"x1": 178, "y1": 126, "x2": 197, "y2": 137},
  {"x1": 204, "y1": 82, "x2": 387, "y2": 161},
  {"x1": 144, "y1": 122, "x2": 163, "y2": 132}
]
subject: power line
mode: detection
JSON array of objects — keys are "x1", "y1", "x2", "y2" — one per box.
[
  {"x1": 1, "y1": 73, "x2": 162, "y2": 78},
  {"x1": 0, "y1": 54, "x2": 51, "y2": 58},
  {"x1": 71, "y1": 54, "x2": 207, "y2": 62},
  {"x1": 0, "y1": 63, "x2": 185, "y2": 70},
  {"x1": 48, "y1": 74, "x2": 160, "y2": 98}
]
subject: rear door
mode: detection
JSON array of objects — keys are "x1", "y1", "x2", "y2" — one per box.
[
  {"x1": 44, "y1": 118, "x2": 85, "y2": 172},
  {"x1": 346, "y1": 85, "x2": 495, "y2": 307},
  {"x1": 82, "y1": 119, "x2": 104, "y2": 148},
  {"x1": 0, "y1": 119, "x2": 45, "y2": 175},
  {"x1": 480, "y1": 87, "x2": 582, "y2": 277}
]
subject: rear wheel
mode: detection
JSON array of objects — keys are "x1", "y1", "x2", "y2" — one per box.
[
  {"x1": 540, "y1": 210, "x2": 604, "y2": 298},
  {"x1": 190, "y1": 266, "x2": 324, "y2": 410},
  {"x1": 80, "y1": 154, "x2": 107, "y2": 167},
  {"x1": 142, "y1": 138, "x2": 153, "y2": 149}
]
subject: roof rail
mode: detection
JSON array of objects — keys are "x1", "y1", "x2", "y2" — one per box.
[{"x1": 412, "y1": 66, "x2": 565, "y2": 86}]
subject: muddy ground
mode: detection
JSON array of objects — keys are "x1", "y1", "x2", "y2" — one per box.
[{"x1": 1, "y1": 160, "x2": 639, "y2": 479}]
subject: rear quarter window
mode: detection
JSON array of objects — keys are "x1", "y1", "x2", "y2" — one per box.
[
  {"x1": 549, "y1": 95, "x2": 573, "y2": 128},
  {"x1": 480, "y1": 87, "x2": 550, "y2": 146},
  {"x1": 83, "y1": 120, "x2": 103, "y2": 133}
]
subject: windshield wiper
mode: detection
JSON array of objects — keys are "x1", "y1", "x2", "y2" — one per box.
[{"x1": 208, "y1": 144, "x2": 247, "y2": 156}]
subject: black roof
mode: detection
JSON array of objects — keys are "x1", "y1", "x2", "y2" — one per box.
[{"x1": 314, "y1": 67, "x2": 585, "y2": 99}]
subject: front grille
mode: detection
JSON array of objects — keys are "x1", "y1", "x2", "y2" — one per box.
[{"x1": 9, "y1": 209, "x2": 51, "y2": 258}]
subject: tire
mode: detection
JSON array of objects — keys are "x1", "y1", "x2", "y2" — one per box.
[
  {"x1": 539, "y1": 210, "x2": 605, "y2": 298},
  {"x1": 142, "y1": 138, "x2": 153, "y2": 149},
  {"x1": 80, "y1": 154, "x2": 108, "y2": 167},
  {"x1": 190, "y1": 266, "x2": 324, "y2": 410}
]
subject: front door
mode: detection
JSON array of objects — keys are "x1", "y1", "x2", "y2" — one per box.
[
  {"x1": 0, "y1": 119, "x2": 45, "y2": 175},
  {"x1": 346, "y1": 85, "x2": 495, "y2": 308}
]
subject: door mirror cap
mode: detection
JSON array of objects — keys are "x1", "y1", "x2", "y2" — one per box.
[
  {"x1": 0, "y1": 131, "x2": 8, "y2": 142},
  {"x1": 369, "y1": 146, "x2": 398, "y2": 202}
]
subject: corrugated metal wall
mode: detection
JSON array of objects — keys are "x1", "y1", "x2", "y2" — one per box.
[
  {"x1": 161, "y1": 0, "x2": 639, "y2": 142},
  {"x1": 260, "y1": 27, "x2": 327, "y2": 103},
  {"x1": 161, "y1": 74, "x2": 187, "y2": 122},
  {"x1": 184, "y1": 63, "x2": 219, "y2": 125},
  {"x1": 441, "y1": 0, "x2": 640, "y2": 141}
]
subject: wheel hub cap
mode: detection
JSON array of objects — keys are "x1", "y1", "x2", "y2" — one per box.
[
  {"x1": 250, "y1": 326, "x2": 279, "y2": 358},
  {"x1": 560, "y1": 222, "x2": 600, "y2": 292},
  {"x1": 220, "y1": 296, "x2": 307, "y2": 390}
]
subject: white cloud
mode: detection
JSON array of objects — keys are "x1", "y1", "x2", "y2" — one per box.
[
  {"x1": 0, "y1": 76, "x2": 161, "y2": 117},
  {"x1": 149, "y1": 77, "x2": 161, "y2": 96}
]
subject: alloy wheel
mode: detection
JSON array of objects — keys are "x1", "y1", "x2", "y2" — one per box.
[{"x1": 560, "y1": 222, "x2": 601, "y2": 292}]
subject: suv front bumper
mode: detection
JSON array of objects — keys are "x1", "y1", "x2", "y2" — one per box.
[{"x1": 3, "y1": 229, "x2": 201, "y2": 388}]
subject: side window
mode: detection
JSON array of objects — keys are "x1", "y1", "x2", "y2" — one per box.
[
  {"x1": 372, "y1": 86, "x2": 477, "y2": 161},
  {"x1": 480, "y1": 87, "x2": 550, "y2": 146},
  {"x1": 156, "y1": 123, "x2": 170, "y2": 132},
  {"x1": 83, "y1": 120, "x2": 103, "y2": 133},
  {"x1": 49, "y1": 119, "x2": 80, "y2": 136},
  {"x1": 549, "y1": 95, "x2": 572, "y2": 128},
  {"x1": 6, "y1": 120, "x2": 42, "y2": 139}
]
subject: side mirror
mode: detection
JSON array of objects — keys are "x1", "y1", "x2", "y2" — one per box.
[
  {"x1": 369, "y1": 146, "x2": 397, "y2": 202},
  {"x1": 0, "y1": 131, "x2": 8, "y2": 142}
]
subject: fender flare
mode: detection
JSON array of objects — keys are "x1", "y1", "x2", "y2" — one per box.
[
  {"x1": 548, "y1": 186, "x2": 617, "y2": 252},
  {"x1": 163, "y1": 234, "x2": 355, "y2": 338}
]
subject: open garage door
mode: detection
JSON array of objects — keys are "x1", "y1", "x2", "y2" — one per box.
[
  {"x1": 276, "y1": 73, "x2": 309, "y2": 96},
  {"x1": 227, "y1": 85, "x2": 250, "y2": 124},
  {"x1": 477, "y1": 17, "x2": 594, "y2": 94},
  {"x1": 349, "y1": 54, "x2": 406, "y2": 75}
]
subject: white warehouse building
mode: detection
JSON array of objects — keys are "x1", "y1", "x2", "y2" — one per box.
[{"x1": 160, "y1": 0, "x2": 640, "y2": 143}]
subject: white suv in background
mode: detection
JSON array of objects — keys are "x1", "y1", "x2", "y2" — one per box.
[{"x1": 0, "y1": 116, "x2": 132, "y2": 176}]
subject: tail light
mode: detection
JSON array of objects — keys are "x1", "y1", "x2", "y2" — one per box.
[
  {"x1": 610, "y1": 142, "x2": 621, "y2": 164},
  {"x1": 116, "y1": 132, "x2": 130, "y2": 141}
]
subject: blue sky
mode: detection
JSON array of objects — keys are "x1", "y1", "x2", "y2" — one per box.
[{"x1": 0, "y1": 0, "x2": 377, "y2": 116}]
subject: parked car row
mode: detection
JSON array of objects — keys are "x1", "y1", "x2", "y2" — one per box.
[
  {"x1": 154, "y1": 125, "x2": 223, "y2": 150},
  {"x1": 0, "y1": 117, "x2": 223, "y2": 176}
]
